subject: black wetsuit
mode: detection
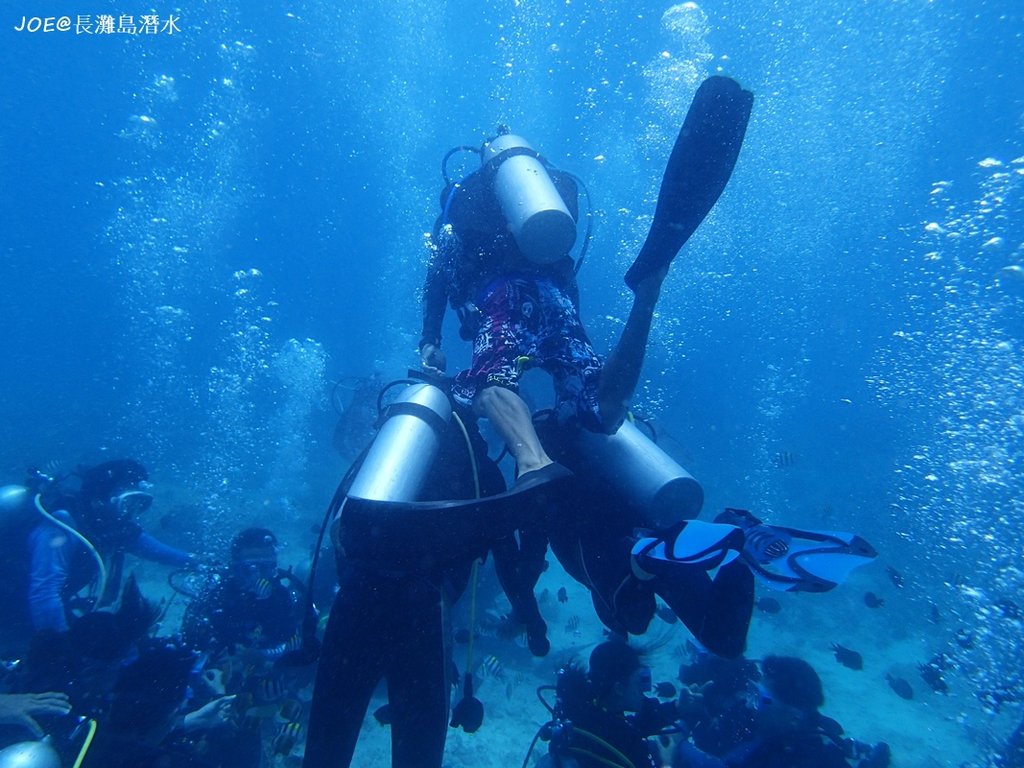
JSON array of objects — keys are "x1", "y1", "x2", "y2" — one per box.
[
  {"x1": 182, "y1": 574, "x2": 303, "y2": 659},
  {"x1": 549, "y1": 696, "x2": 678, "y2": 768},
  {"x1": 303, "y1": 410, "x2": 508, "y2": 768}
]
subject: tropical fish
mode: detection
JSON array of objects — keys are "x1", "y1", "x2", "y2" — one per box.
[
  {"x1": 919, "y1": 657, "x2": 949, "y2": 694},
  {"x1": 255, "y1": 675, "x2": 285, "y2": 702},
  {"x1": 863, "y1": 592, "x2": 885, "y2": 608},
  {"x1": 886, "y1": 674, "x2": 913, "y2": 700},
  {"x1": 772, "y1": 451, "x2": 797, "y2": 468},
  {"x1": 279, "y1": 699, "x2": 303, "y2": 722},
  {"x1": 886, "y1": 566, "x2": 904, "y2": 588},
  {"x1": 202, "y1": 667, "x2": 227, "y2": 696},
  {"x1": 557, "y1": 587, "x2": 569, "y2": 603},
  {"x1": 831, "y1": 643, "x2": 863, "y2": 670},
  {"x1": 272, "y1": 721, "x2": 301, "y2": 755},
  {"x1": 253, "y1": 578, "x2": 273, "y2": 600},
  {"x1": 481, "y1": 655, "x2": 504, "y2": 681}
]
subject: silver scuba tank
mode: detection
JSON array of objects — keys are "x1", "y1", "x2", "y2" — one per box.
[
  {"x1": 0, "y1": 740, "x2": 62, "y2": 768},
  {"x1": 345, "y1": 383, "x2": 452, "y2": 503},
  {"x1": 0, "y1": 484, "x2": 30, "y2": 523},
  {"x1": 574, "y1": 419, "x2": 704, "y2": 528},
  {"x1": 481, "y1": 134, "x2": 577, "y2": 264}
]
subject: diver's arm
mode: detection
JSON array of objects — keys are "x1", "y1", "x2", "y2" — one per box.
[
  {"x1": 26, "y1": 521, "x2": 73, "y2": 632},
  {"x1": 129, "y1": 531, "x2": 193, "y2": 567}
]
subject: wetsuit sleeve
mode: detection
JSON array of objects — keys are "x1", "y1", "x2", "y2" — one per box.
[
  {"x1": 129, "y1": 531, "x2": 193, "y2": 567},
  {"x1": 27, "y1": 519, "x2": 74, "y2": 632},
  {"x1": 420, "y1": 224, "x2": 449, "y2": 351}
]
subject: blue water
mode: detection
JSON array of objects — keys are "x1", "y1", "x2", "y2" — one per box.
[{"x1": 3, "y1": 0, "x2": 1023, "y2": 765}]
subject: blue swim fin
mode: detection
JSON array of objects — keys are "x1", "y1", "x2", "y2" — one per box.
[
  {"x1": 714, "y1": 508, "x2": 878, "y2": 593},
  {"x1": 625, "y1": 75, "x2": 754, "y2": 289}
]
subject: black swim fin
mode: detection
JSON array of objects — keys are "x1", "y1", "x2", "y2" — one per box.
[{"x1": 625, "y1": 76, "x2": 754, "y2": 290}]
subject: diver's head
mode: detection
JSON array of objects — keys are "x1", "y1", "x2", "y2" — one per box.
[
  {"x1": 78, "y1": 459, "x2": 153, "y2": 532},
  {"x1": 230, "y1": 527, "x2": 279, "y2": 591},
  {"x1": 588, "y1": 640, "x2": 652, "y2": 713},
  {"x1": 753, "y1": 655, "x2": 825, "y2": 734}
]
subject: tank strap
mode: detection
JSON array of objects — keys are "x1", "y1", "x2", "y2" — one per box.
[
  {"x1": 377, "y1": 400, "x2": 450, "y2": 436},
  {"x1": 479, "y1": 145, "x2": 543, "y2": 180}
]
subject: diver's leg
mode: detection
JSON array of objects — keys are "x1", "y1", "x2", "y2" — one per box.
[
  {"x1": 596, "y1": 268, "x2": 667, "y2": 432},
  {"x1": 474, "y1": 385, "x2": 553, "y2": 477},
  {"x1": 632, "y1": 522, "x2": 753, "y2": 658},
  {"x1": 389, "y1": 579, "x2": 451, "y2": 768},
  {"x1": 302, "y1": 569, "x2": 385, "y2": 768},
  {"x1": 492, "y1": 530, "x2": 550, "y2": 656}
]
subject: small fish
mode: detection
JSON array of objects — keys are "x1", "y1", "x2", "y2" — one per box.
[
  {"x1": 863, "y1": 592, "x2": 885, "y2": 608},
  {"x1": 279, "y1": 699, "x2": 303, "y2": 722},
  {"x1": 831, "y1": 643, "x2": 863, "y2": 670},
  {"x1": 772, "y1": 451, "x2": 797, "y2": 469},
  {"x1": 253, "y1": 578, "x2": 273, "y2": 600},
  {"x1": 994, "y1": 598, "x2": 1021, "y2": 619},
  {"x1": 756, "y1": 597, "x2": 782, "y2": 614},
  {"x1": 373, "y1": 704, "x2": 392, "y2": 725},
  {"x1": 886, "y1": 674, "x2": 914, "y2": 700},
  {"x1": 564, "y1": 615, "x2": 581, "y2": 634},
  {"x1": 654, "y1": 681, "x2": 677, "y2": 698},
  {"x1": 272, "y1": 721, "x2": 301, "y2": 755},
  {"x1": 928, "y1": 604, "x2": 941, "y2": 624},
  {"x1": 955, "y1": 628, "x2": 974, "y2": 649},
  {"x1": 919, "y1": 661, "x2": 949, "y2": 694},
  {"x1": 481, "y1": 655, "x2": 504, "y2": 681},
  {"x1": 202, "y1": 667, "x2": 227, "y2": 696},
  {"x1": 255, "y1": 675, "x2": 285, "y2": 702},
  {"x1": 886, "y1": 566, "x2": 904, "y2": 589},
  {"x1": 557, "y1": 587, "x2": 569, "y2": 603},
  {"x1": 493, "y1": 614, "x2": 524, "y2": 642},
  {"x1": 656, "y1": 602, "x2": 679, "y2": 624}
]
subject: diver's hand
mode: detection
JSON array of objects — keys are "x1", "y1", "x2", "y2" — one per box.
[
  {"x1": 0, "y1": 692, "x2": 72, "y2": 737},
  {"x1": 182, "y1": 695, "x2": 236, "y2": 731},
  {"x1": 675, "y1": 681, "x2": 711, "y2": 719},
  {"x1": 420, "y1": 343, "x2": 447, "y2": 377}
]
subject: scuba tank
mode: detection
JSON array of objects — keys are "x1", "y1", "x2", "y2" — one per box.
[
  {"x1": 0, "y1": 484, "x2": 37, "y2": 541},
  {"x1": 572, "y1": 419, "x2": 704, "y2": 528},
  {"x1": 346, "y1": 383, "x2": 453, "y2": 503},
  {"x1": 0, "y1": 741, "x2": 62, "y2": 768},
  {"x1": 0, "y1": 484, "x2": 30, "y2": 521},
  {"x1": 480, "y1": 134, "x2": 577, "y2": 264}
]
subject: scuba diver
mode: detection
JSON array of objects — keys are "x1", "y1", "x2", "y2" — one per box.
[
  {"x1": 532, "y1": 639, "x2": 683, "y2": 768},
  {"x1": 304, "y1": 76, "x2": 875, "y2": 768},
  {"x1": 0, "y1": 459, "x2": 194, "y2": 640},
  {"x1": 182, "y1": 527, "x2": 307, "y2": 664},
  {"x1": 672, "y1": 654, "x2": 892, "y2": 768}
]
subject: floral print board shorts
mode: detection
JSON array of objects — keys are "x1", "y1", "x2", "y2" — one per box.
[{"x1": 452, "y1": 276, "x2": 605, "y2": 431}]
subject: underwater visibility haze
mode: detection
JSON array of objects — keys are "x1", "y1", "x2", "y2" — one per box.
[{"x1": 2, "y1": 1, "x2": 1024, "y2": 766}]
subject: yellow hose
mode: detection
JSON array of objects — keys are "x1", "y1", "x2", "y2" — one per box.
[
  {"x1": 33, "y1": 494, "x2": 108, "y2": 610},
  {"x1": 72, "y1": 718, "x2": 97, "y2": 768}
]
